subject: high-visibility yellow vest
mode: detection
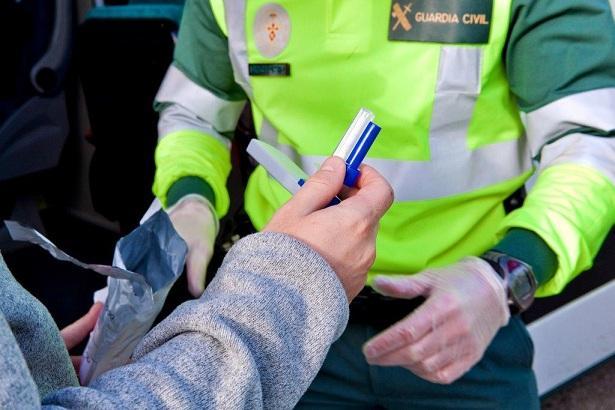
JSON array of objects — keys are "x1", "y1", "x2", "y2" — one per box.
[
  {"x1": 218, "y1": 0, "x2": 529, "y2": 280},
  {"x1": 154, "y1": 0, "x2": 615, "y2": 296}
]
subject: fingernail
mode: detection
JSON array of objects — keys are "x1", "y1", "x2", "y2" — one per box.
[{"x1": 363, "y1": 344, "x2": 376, "y2": 358}]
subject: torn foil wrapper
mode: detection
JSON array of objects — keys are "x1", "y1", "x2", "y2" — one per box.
[{"x1": 5, "y1": 210, "x2": 187, "y2": 385}]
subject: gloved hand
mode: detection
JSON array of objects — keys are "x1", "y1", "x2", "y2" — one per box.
[
  {"x1": 265, "y1": 157, "x2": 394, "y2": 301},
  {"x1": 168, "y1": 195, "x2": 218, "y2": 297},
  {"x1": 362, "y1": 257, "x2": 510, "y2": 384}
]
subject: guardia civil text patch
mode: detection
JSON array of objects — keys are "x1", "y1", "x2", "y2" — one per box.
[{"x1": 389, "y1": 0, "x2": 493, "y2": 44}]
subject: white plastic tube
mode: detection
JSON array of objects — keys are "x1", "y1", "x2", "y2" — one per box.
[{"x1": 333, "y1": 108, "x2": 374, "y2": 159}]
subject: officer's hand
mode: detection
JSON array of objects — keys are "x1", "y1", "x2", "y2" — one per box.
[
  {"x1": 265, "y1": 157, "x2": 394, "y2": 301},
  {"x1": 168, "y1": 196, "x2": 217, "y2": 297},
  {"x1": 362, "y1": 257, "x2": 510, "y2": 384}
]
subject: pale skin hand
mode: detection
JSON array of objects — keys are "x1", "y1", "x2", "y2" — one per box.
[
  {"x1": 60, "y1": 302, "x2": 104, "y2": 375},
  {"x1": 265, "y1": 157, "x2": 394, "y2": 301},
  {"x1": 168, "y1": 198, "x2": 217, "y2": 297},
  {"x1": 362, "y1": 257, "x2": 510, "y2": 384}
]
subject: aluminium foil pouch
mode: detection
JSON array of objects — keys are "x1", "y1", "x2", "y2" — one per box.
[
  {"x1": 4, "y1": 209, "x2": 187, "y2": 385},
  {"x1": 79, "y1": 209, "x2": 187, "y2": 384}
]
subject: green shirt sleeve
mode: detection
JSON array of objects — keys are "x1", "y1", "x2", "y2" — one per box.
[
  {"x1": 497, "y1": 0, "x2": 615, "y2": 296},
  {"x1": 156, "y1": 0, "x2": 246, "y2": 212},
  {"x1": 173, "y1": 0, "x2": 246, "y2": 102},
  {"x1": 505, "y1": 0, "x2": 615, "y2": 112},
  {"x1": 492, "y1": 228, "x2": 558, "y2": 286},
  {"x1": 167, "y1": 176, "x2": 216, "y2": 208}
]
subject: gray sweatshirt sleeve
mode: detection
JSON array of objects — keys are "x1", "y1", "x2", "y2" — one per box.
[
  {"x1": 0, "y1": 254, "x2": 78, "y2": 400},
  {"x1": 43, "y1": 232, "x2": 349, "y2": 409}
]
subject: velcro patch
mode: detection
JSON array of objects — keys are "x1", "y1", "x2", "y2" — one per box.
[{"x1": 249, "y1": 63, "x2": 291, "y2": 77}]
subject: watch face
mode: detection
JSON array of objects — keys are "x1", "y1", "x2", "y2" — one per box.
[
  {"x1": 509, "y1": 267, "x2": 535, "y2": 311},
  {"x1": 482, "y1": 251, "x2": 537, "y2": 313},
  {"x1": 511, "y1": 270, "x2": 533, "y2": 296}
]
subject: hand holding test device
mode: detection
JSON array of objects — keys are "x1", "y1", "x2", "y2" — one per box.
[{"x1": 247, "y1": 108, "x2": 381, "y2": 199}]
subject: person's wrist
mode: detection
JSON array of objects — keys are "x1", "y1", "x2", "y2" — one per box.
[
  {"x1": 468, "y1": 256, "x2": 509, "y2": 307},
  {"x1": 167, "y1": 194, "x2": 220, "y2": 235},
  {"x1": 479, "y1": 251, "x2": 537, "y2": 314}
]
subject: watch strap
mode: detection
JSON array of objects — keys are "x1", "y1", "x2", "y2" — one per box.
[{"x1": 480, "y1": 251, "x2": 537, "y2": 314}]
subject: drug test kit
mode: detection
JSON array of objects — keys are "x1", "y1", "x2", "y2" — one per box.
[{"x1": 247, "y1": 108, "x2": 381, "y2": 195}]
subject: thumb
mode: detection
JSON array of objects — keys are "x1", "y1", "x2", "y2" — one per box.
[
  {"x1": 372, "y1": 275, "x2": 429, "y2": 300},
  {"x1": 288, "y1": 157, "x2": 346, "y2": 216},
  {"x1": 186, "y1": 244, "x2": 212, "y2": 297},
  {"x1": 60, "y1": 302, "x2": 104, "y2": 350}
]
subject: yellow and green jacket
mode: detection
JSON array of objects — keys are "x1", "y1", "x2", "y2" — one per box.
[{"x1": 153, "y1": 0, "x2": 615, "y2": 296}]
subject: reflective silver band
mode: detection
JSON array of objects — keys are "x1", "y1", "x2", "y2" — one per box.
[
  {"x1": 259, "y1": 117, "x2": 278, "y2": 146},
  {"x1": 435, "y1": 47, "x2": 481, "y2": 95},
  {"x1": 522, "y1": 87, "x2": 615, "y2": 157},
  {"x1": 223, "y1": 0, "x2": 252, "y2": 97},
  {"x1": 259, "y1": 116, "x2": 299, "y2": 158},
  {"x1": 260, "y1": 133, "x2": 532, "y2": 201},
  {"x1": 155, "y1": 65, "x2": 245, "y2": 133},
  {"x1": 157, "y1": 104, "x2": 231, "y2": 148},
  {"x1": 429, "y1": 47, "x2": 482, "y2": 159},
  {"x1": 538, "y1": 133, "x2": 615, "y2": 185},
  {"x1": 297, "y1": 138, "x2": 532, "y2": 201}
]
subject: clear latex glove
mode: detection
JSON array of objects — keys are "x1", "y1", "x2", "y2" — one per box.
[
  {"x1": 362, "y1": 257, "x2": 510, "y2": 384},
  {"x1": 167, "y1": 195, "x2": 218, "y2": 297}
]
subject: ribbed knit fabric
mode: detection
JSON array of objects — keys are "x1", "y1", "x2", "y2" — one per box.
[
  {"x1": 0, "y1": 253, "x2": 78, "y2": 405},
  {"x1": 1, "y1": 232, "x2": 349, "y2": 409}
]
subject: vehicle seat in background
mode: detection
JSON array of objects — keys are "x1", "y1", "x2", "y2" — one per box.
[
  {"x1": 0, "y1": 0, "x2": 74, "y2": 222},
  {"x1": 78, "y1": 1, "x2": 184, "y2": 233}
]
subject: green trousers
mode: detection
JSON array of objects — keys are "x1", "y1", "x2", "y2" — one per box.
[{"x1": 297, "y1": 316, "x2": 539, "y2": 409}]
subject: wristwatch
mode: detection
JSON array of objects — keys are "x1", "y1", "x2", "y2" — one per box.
[{"x1": 480, "y1": 251, "x2": 537, "y2": 314}]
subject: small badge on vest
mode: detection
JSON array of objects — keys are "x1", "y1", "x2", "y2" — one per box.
[
  {"x1": 249, "y1": 63, "x2": 291, "y2": 77},
  {"x1": 389, "y1": 0, "x2": 493, "y2": 44},
  {"x1": 254, "y1": 3, "x2": 291, "y2": 58}
]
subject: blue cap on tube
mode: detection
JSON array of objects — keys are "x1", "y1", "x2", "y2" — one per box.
[{"x1": 343, "y1": 121, "x2": 381, "y2": 187}]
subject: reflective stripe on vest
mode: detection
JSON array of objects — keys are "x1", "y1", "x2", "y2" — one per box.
[
  {"x1": 156, "y1": 65, "x2": 245, "y2": 134},
  {"x1": 522, "y1": 88, "x2": 615, "y2": 153},
  {"x1": 221, "y1": 0, "x2": 252, "y2": 97},
  {"x1": 522, "y1": 88, "x2": 615, "y2": 185}
]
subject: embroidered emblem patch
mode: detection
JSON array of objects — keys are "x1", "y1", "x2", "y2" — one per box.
[
  {"x1": 389, "y1": 0, "x2": 493, "y2": 44},
  {"x1": 254, "y1": 3, "x2": 291, "y2": 58}
]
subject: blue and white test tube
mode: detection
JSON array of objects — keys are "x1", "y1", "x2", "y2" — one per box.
[{"x1": 333, "y1": 108, "x2": 382, "y2": 187}]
